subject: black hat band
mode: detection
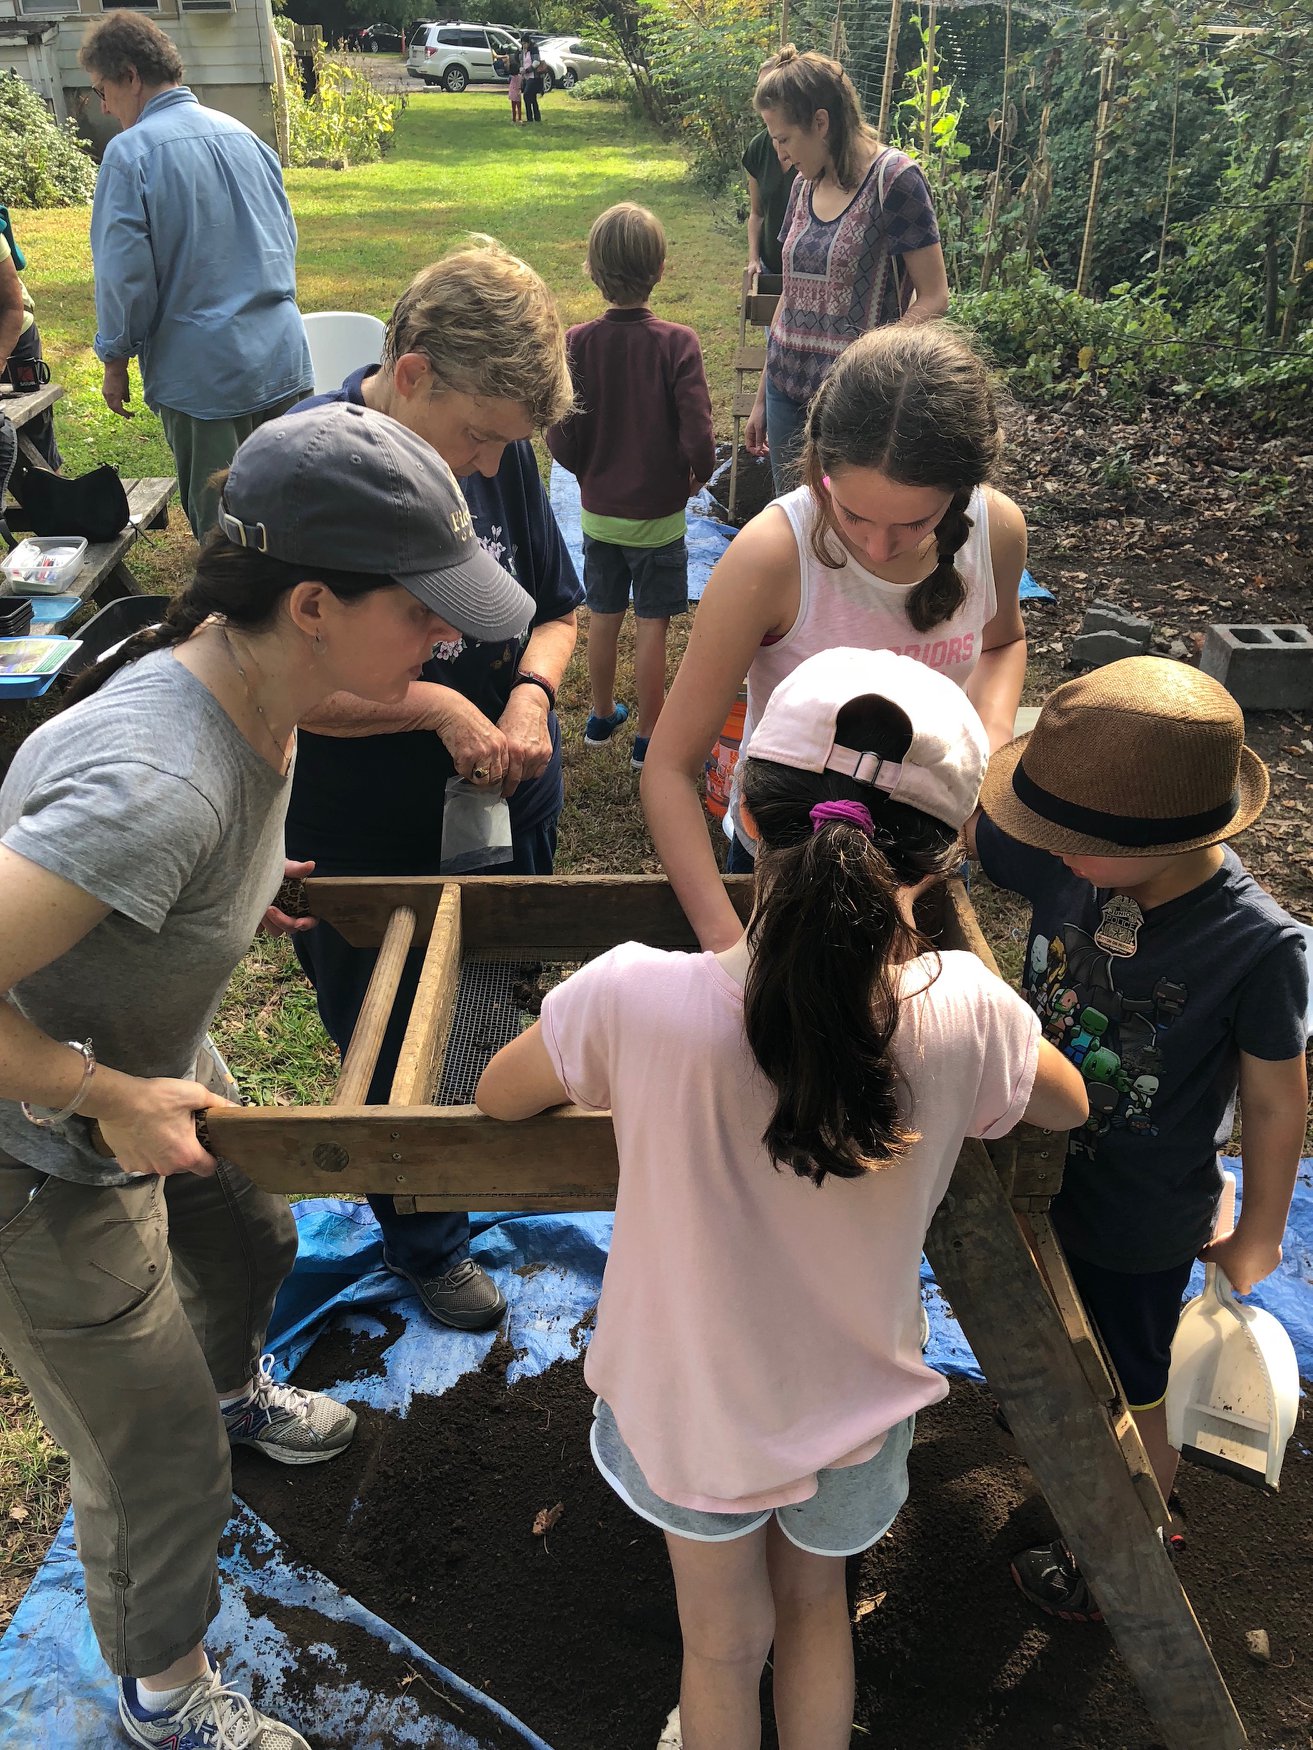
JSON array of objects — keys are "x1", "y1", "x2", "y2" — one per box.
[{"x1": 1011, "y1": 760, "x2": 1239, "y2": 848}]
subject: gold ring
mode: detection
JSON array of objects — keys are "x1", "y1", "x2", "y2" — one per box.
[{"x1": 472, "y1": 765, "x2": 490, "y2": 783}]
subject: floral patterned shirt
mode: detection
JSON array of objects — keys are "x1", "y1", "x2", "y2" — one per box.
[{"x1": 766, "y1": 147, "x2": 940, "y2": 404}]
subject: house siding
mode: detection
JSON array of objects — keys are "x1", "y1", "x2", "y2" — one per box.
[{"x1": 25, "y1": 0, "x2": 279, "y2": 149}]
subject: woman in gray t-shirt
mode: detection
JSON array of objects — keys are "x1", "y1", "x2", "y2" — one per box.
[{"x1": 0, "y1": 403, "x2": 533, "y2": 1749}]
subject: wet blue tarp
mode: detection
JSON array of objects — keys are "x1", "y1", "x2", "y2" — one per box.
[{"x1": 2, "y1": 1162, "x2": 1309, "y2": 1746}]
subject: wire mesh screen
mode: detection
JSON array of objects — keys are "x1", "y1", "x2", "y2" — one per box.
[{"x1": 435, "y1": 957, "x2": 576, "y2": 1106}]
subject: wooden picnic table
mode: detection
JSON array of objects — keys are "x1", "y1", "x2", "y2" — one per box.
[{"x1": 2, "y1": 380, "x2": 176, "y2": 627}]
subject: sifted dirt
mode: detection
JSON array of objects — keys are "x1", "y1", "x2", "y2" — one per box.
[{"x1": 235, "y1": 1325, "x2": 1313, "y2": 1750}]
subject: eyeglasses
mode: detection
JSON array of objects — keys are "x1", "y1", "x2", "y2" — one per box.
[{"x1": 92, "y1": 82, "x2": 107, "y2": 101}]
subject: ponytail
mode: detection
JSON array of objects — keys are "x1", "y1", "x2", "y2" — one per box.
[
  {"x1": 739, "y1": 696, "x2": 960, "y2": 1186},
  {"x1": 62, "y1": 502, "x2": 401, "y2": 710}
]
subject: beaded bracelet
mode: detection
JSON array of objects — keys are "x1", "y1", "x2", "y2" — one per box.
[{"x1": 21, "y1": 1039, "x2": 97, "y2": 1129}]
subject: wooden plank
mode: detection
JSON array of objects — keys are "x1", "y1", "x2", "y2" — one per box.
[
  {"x1": 0, "y1": 382, "x2": 62, "y2": 429},
  {"x1": 732, "y1": 388, "x2": 761, "y2": 420},
  {"x1": 305, "y1": 873, "x2": 755, "y2": 952},
  {"x1": 205, "y1": 1103, "x2": 619, "y2": 1203},
  {"x1": 744, "y1": 293, "x2": 780, "y2": 326},
  {"x1": 927, "y1": 1141, "x2": 1247, "y2": 1750},
  {"x1": 389, "y1": 884, "x2": 462, "y2": 1106},
  {"x1": 333, "y1": 906, "x2": 416, "y2": 1106},
  {"x1": 733, "y1": 343, "x2": 767, "y2": 373},
  {"x1": 126, "y1": 477, "x2": 174, "y2": 529}
]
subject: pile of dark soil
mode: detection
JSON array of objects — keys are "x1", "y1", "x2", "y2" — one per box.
[{"x1": 235, "y1": 1320, "x2": 1313, "y2": 1750}]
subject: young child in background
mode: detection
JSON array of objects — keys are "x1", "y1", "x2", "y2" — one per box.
[
  {"x1": 507, "y1": 59, "x2": 523, "y2": 123},
  {"x1": 969, "y1": 656, "x2": 1308, "y2": 1622},
  {"x1": 478, "y1": 649, "x2": 1087, "y2": 1749},
  {"x1": 546, "y1": 202, "x2": 715, "y2": 771}
]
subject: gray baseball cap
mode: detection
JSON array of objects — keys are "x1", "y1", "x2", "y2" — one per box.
[{"x1": 217, "y1": 401, "x2": 535, "y2": 643}]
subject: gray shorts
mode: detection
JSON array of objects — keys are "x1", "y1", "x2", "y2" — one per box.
[
  {"x1": 590, "y1": 1398, "x2": 915, "y2": 1556},
  {"x1": 582, "y1": 534, "x2": 689, "y2": 619}
]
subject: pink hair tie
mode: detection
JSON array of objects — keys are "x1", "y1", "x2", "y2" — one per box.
[{"x1": 809, "y1": 800, "x2": 875, "y2": 836}]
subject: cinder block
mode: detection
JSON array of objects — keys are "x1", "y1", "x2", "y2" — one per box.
[
  {"x1": 1071, "y1": 629, "x2": 1152, "y2": 667},
  {"x1": 1199, "y1": 623, "x2": 1313, "y2": 710},
  {"x1": 1079, "y1": 600, "x2": 1152, "y2": 648}
]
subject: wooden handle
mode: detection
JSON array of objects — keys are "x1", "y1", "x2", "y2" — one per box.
[
  {"x1": 333, "y1": 905, "x2": 417, "y2": 1108},
  {"x1": 389, "y1": 884, "x2": 462, "y2": 1107}
]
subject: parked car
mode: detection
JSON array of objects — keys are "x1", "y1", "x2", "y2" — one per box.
[
  {"x1": 349, "y1": 20, "x2": 406, "y2": 52},
  {"x1": 533, "y1": 34, "x2": 619, "y2": 89},
  {"x1": 407, "y1": 20, "x2": 521, "y2": 88}
]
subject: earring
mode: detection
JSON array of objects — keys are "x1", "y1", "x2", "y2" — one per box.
[{"x1": 313, "y1": 633, "x2": 325, "y2": 657}]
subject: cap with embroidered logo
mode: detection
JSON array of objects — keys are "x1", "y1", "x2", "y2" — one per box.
[{"x1": 218, "y1": 401, "x2": 534, "y2": 643}]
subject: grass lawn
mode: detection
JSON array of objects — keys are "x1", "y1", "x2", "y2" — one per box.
[
  {"x1": 19, "y1": 90, "x2": 745, "y2": 492},
  {"x1": 0, "y1": 91, "x2": 751, "y2": 1629}
]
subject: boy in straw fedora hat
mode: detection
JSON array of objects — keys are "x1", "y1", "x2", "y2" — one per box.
[{"x1": 968, "y1": 656, "x2": 1308, "y2": 1623}]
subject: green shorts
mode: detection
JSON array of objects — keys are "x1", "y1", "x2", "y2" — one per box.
[{"x1": 591, "y1": 1397, "x2": 915, "y2": 1556}]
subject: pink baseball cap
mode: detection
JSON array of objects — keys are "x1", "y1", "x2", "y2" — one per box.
[{"x1": 745, "y1": 647, "x2": 989, "y2": 829}]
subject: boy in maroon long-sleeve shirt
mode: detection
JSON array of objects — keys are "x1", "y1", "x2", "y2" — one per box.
[{"x1": 547, "y1": 203, "x2": 715, "y2": 770}]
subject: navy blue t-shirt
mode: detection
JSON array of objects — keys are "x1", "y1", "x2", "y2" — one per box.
[
  {"x1": 284, "y1": 367, "x2": 583, "y2": 872},
  {"x1": 976, "y1": 817, "x2": 1308, "y2": 1272}
]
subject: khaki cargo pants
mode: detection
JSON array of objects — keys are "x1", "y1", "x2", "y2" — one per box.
[{"x1": 0, "y1": 1153, "x2": 297, "y2": 1677}]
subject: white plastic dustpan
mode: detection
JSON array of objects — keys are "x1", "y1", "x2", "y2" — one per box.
[{"x1": 1165, "y1": 1171, "x2": 1300, "y2": 1491}]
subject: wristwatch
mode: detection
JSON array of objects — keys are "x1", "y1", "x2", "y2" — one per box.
[{"x1": 512, "y1": 669, "x2": 556, "y2": 711}]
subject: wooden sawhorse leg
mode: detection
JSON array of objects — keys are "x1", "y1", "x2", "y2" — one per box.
[{"x1": 927, "y1": 1138, "x2": 1248, "y2": 1750}]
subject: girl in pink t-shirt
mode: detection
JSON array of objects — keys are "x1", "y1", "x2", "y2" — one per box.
[
  {"x1": 478, "y1": 650, "x2": 1087, "y2": 1750},
  {"x1": 643, "y1": 321, "x2": 1029, "y2": 957}
]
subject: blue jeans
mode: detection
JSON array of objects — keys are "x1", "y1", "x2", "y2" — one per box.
[
  {"x1": 764, "y1": 377, "x2": 808, "y2": 498},
  {"x1": 725, "y1": 830, "x2": 757, "y2": 873},
  {"x1": 291, "y1": 813, "x2": 559, "y2": 1278}
]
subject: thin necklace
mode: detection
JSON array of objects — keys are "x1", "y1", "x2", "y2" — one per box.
[{"x1": 220, "y1": 627, "x2": 292, "y2": 777}]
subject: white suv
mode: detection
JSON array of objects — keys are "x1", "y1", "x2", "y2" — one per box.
[{"x1": 407, "y1": 22, "x2": 520, "y2": 89}]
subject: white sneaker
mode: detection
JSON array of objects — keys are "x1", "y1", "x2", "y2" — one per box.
[
  {"x1": 222, "y1": 1353, "x2": 357, "y2": 1466},
  {"x1": 119, "y1": 1664, "x2": 311, "y2": 1748}
]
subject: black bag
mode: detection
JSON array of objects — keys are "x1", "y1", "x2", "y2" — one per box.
[{"x1": 12, "y1": 460, "x2": 130, "y2": 544}]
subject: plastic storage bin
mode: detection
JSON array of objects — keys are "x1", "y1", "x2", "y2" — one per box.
[
  {"x1": 2, "y1": 538, "x2": 89, "y2": 595},
  {"x1": 59, "y1": 596, "x2": 169, "y2": 679},
  {"x1": 0, "y1": 638, "x2": 84, "y2": 700}
]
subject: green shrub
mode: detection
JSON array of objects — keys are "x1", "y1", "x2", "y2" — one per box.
[
  {"x1": 0, "y1": 71, "x2": 95, "y2": 207},
  {"x1": 956, "y1": 272, "x2": 1183, "y2": 410},
  {"x1": 277, "y1": 31, "x2": 402, "y2": 169}
]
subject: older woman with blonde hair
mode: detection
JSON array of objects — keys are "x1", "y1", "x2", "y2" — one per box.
[{"x1": 277, "y1": 239, "x2": 581, "y2": 1331}]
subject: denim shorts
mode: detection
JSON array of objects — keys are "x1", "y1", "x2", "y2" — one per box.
[
  {"x1": 591, "y1": 1398, "x2": 915, "y2": 1556},
  {"x1": 1065, "y1": 1250, "x2": 1196, "y2": 1410},
  {"x1": 582, "y1": 534, "x2": 689, "y2": 619}
]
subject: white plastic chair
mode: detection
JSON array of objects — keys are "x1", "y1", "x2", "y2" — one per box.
[{"x1": 301, "y1": 311, "x2": 387, "y2": 395}]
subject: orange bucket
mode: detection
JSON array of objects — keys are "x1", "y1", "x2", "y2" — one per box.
[{"x1": 704, "y1": 691, "x2": 747, "y2": 820}]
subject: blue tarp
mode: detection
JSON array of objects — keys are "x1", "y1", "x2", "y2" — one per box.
[
  {"x1": 2, "y1": 1163, "x2": 1310, "y2": 1746},
  {"x1": 546, "y1": 462, "x2": 1058, "y2": 606}
]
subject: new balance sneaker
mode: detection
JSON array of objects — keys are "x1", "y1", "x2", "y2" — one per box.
[
  {"x1": 223, "y1": 1353, "x2": 357, "y2": 1466},
  {"x1": 120, "y1": 1664, "x2": 310, "y2": 1749},
  {"x1": 386, "y1": 1255, "x2": 507, "y2": 1331},
  {"x1": 1010, "y1": 1539, "x2": 1103, "y2": 1623},
  {"x1": 584, "y1": 701, "x2": 629, "y2": 746},
  {"x1": 630, "y1": 735, "x2": 650, "y2": 773}
]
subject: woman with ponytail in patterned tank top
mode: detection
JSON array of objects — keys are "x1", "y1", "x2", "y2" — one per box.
[{"x1": 642, "y1": 323, "x2": 1029, "y2": 953}]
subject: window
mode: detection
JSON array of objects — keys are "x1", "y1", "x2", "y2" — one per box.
[
  {"x1": 436, "y1": 29, "x2": 461, "y2": 44},
  {"x1": 18, "y1": 0, "x2": 83, "y2": 15},
  {"x1": 100, "y1": 0, "x2": 163, "y2": 9},
  {"x1": 456, "y1": 28, "x2": 485, "y2": 47}
]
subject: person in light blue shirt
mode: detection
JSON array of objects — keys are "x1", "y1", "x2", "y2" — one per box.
[{"x1": 80, "y1": 13, "x2": 313, "y2": 540}]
